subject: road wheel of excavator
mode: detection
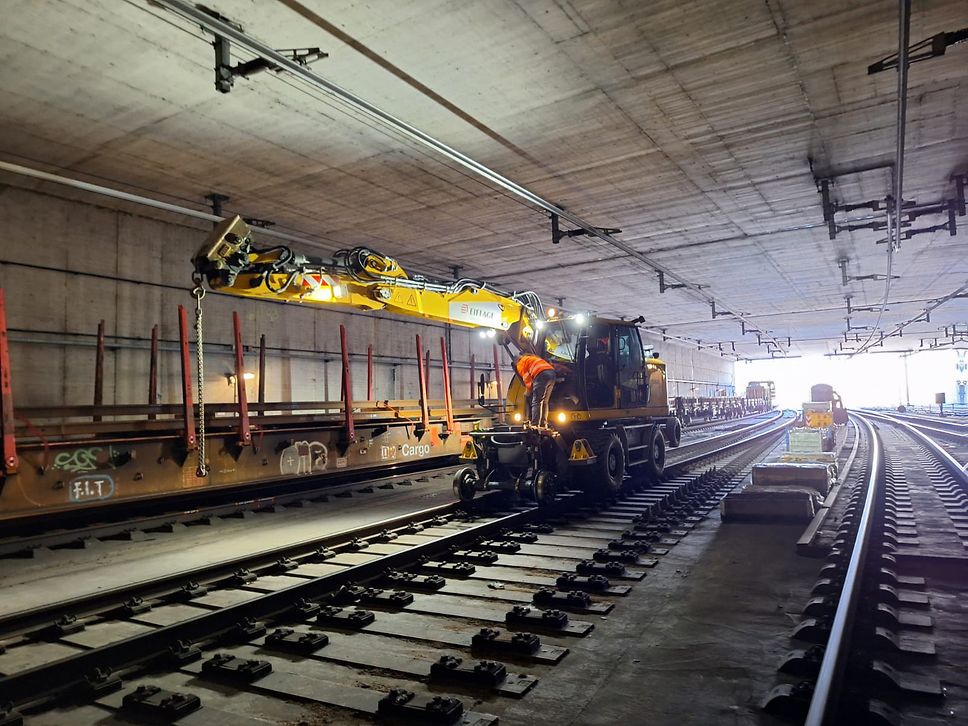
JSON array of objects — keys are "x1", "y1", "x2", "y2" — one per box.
[
  {"x1": 643, "y1": 426, "x2": 666, "y2": 482},
  {"x1": 664, "y1": 417, "x2": 682, "y2": 448},
  {"x1": 584, "y1": 433, "x2": 625, "y2": 496}
]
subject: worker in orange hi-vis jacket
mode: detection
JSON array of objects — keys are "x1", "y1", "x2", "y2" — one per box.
[{"x1": 513, "y1": 353, "x2": 557, "y2": 427}]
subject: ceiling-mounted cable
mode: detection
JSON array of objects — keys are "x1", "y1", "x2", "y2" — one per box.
[
  {"x1": 150, "y1": 0, "x2": 788, "y2": 355},
  {"x1": 853, "y1": 0, "x2": 910, "y2": 357}
]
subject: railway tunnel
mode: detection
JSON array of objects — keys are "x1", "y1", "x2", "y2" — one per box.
[{"x1": 0, "y1": 1, "x2": 966, "y2": 724}]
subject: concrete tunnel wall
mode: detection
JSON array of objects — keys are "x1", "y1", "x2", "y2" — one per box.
[{"x1": 0, "y1": 185, "x2": 734, "y2": 410}]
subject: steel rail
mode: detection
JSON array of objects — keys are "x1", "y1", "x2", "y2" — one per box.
[
  {"x1": 671, "y1": 413, "x2": 792, "y2": 466},
  {"x1": 874, "y1": 410, "x2": 968, "y2": 431},
  {"x1": 892, "y1": 420, "x2": 968, "y2": 445},
  {"x1": 861, "y1": 410, "x2": 968, "y2": 476},
  {"x1": 0, "y1": 486, "x2": 484, "y2": 635},
  {"x1": 804, "y1": 413, "x2": 883, "y2": 725},
  {"x1": 0, "y1": 461, "x2": 463, "y2": 554},
  {"x1": 684, "y1": 409, "x2": 778, "y2": 430},
  {"x1": 148, "y1": 0, "x2": 787, "y2": 355},
  {"x1": 668, "y1": 410, "x2": 786, "y2": 462},
  {"x1": 0, "y1": 498, "x2": 530, "y2": 702}
]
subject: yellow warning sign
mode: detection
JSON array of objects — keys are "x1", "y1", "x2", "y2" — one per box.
[
  {"x1": 805, "y1": 410, "x2": 833, "y2": 428},
  {"x1": 406, "y1": 293, "x2": 417, "y2": 307}
]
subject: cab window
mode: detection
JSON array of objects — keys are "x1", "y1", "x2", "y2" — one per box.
[{"x1": 541, "y1": 320, "x2": 578, "y2": 364}]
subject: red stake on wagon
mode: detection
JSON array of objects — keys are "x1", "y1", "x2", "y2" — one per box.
[{"x1": 0, "y1": 289, "x2": 19, "y2": 475}]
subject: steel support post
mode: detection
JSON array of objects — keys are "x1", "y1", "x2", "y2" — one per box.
[
  {"x1": 148, "y1": 324, "x2": 159, "y2": 420},
  {"x1": 424, "y1": 348, "x2": 432, "y2": 398},
  {"x1": 415, "y1": 335, "x2": 430, "y2": 434},
  {"x1": 232, "y1": 312, "x2": 251, "y2": 446},
  {"x1": 492, "y1": 344, "x2": 504, "y2": 423},
  {"x1": 469, "y1": 354, "x2": 476, "y2": 401},
  {"x1": 257, "y1": 333, "x2": 267, "y2": 408},
  {"x1": 93, "y1": 319, "x2": 105, "y2": 422},
  {"x1": 177, "y1": 305, "x2": 197, "y2": 451},
  {"x1": 440, "y1": 337, "x2": 455, "y2": 434},
  {"x1": 339, "y1": 324, "x2": 356, "y2": 445},
  {"x1": 367, "y1": 344, "x2": 373, "y2": 401}
]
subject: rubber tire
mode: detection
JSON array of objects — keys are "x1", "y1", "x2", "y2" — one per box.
[
  {"x1": 592, "y1": 433, "x2": 626, "y2": 496},
  {"x1": 643, "y1": 427, "x2": 666, "y2": 483},
  {"x1": 453, "y1": 467, "x2": 478, "y2": 502},
  {"x1": 665, "y1": 417, "x2": 682, "y2": 448}
]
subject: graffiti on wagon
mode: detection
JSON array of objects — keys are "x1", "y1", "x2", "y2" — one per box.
[{"x1": 279, "y1": 441, "x2": 329, "y2": 476}]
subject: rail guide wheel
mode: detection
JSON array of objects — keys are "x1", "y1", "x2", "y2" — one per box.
[
  {"x1": 531, "y1": 469, "x2": 557, "y2": 505},
  {"x1": 453, "y1": 467, "x2": 479, "y2": 502}
]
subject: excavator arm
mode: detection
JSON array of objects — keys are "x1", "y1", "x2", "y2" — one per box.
[{"x1": 194, "y1": 216, "x2": 542, "y2": 339}]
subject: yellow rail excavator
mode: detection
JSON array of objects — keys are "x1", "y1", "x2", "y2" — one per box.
[{"x1": 194, "y1": 216, "x2": 682, "y2": 503}]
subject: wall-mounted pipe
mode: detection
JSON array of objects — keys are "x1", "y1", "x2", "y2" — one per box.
[{"x1": 0, "y1": 160, "x2": 330, "y2": 252}]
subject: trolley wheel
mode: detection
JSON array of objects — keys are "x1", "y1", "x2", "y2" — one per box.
[
  {"x1": 531, "y1": 470, "x2": 557, "y2": 505},
  {"x1": 453, "y1": 467, "x2": 479, "y2": 502},
  {"x1": 665, "y1": 417, "x2": 682, "y2": 448},
  {"x1": 643, "y1": 427, "x2": 666, "y2": 483}
]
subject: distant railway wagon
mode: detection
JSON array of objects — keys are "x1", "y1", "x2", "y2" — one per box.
[
  {"x1": 810, "y1": 383, "x2": 848, "y2": 425},
  {"x1": 745, "y1": 380, "x2": 775, "y2": 410},
  {"x1": 671, "y1": 387, "x2": 775, "y2": 425}
]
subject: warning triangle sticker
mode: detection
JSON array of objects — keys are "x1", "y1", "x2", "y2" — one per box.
[{"x1": 406, "y1": 293, "x2": 417, "y2": 307}]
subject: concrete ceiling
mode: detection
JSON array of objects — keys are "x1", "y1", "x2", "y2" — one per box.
[{"x1": 1, "y1": 0, "x2": 966, "y2": 358}]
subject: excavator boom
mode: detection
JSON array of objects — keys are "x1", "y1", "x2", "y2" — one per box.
[{"x1": 194, "y1": 216, "x2": 542, "y2": 333}]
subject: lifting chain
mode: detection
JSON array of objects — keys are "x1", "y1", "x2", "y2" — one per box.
[{"x1": 192, "y1": 280, "x2": 209, "y2": 477}]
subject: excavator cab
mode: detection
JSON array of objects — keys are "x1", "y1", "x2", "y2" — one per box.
[{"x1": 537, "y1": 317, "x2": 670, "y2": 419}]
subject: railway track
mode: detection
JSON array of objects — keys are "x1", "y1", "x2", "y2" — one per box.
[
  {"x1": 862, "y1": 409, "x2": 968, "y2": 465},
  {"x1": 0, "y1": 413, "x2": 792, "y2": 725},
  {"x1": 764, "y1": 411, "x2": 968, "y2": 724}
]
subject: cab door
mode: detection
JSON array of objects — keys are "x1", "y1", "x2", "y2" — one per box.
[
  {"x1": 582, "y1": 321, "x2": 615, "y2": 408},
  {"x1": 614, "y1": 325, "x2": 646, "y2": 407}
]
